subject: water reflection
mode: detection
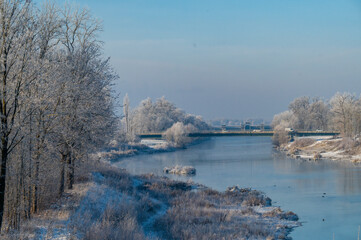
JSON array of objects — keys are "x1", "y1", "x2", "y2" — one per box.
[
  {"x1": 338, "y1": 167, "x2": 361, "y2": 195},
  {"x1": 271, "y1": 151, "x2": 361, "y2": 195}
]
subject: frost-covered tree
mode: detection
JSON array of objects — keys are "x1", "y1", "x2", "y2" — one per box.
[
  {"x1": 128, "y1": 97, "x2": 209, "y2": 135},
  {"x1": 272, "y1": 123, "x2": 291, "y2": 147},
  {"x1": 274, "y1": 97, "x2": 330, "y2": 132},
  {"x1": 271, "y1": 111, "x2": 294, "y2": 129},
  {"x1": 163, "y1": 122, "x2": 196, "y2": 147},
  {"x1": 53, "y1": 4, "x2": 117, "y2": 195},
  {"x1": 330, "y1": 92, "x2": 357, "y2": 137},
  {"x1": 309, "y1": 99, "x2": 330, "y2": 130},
  {"x1": 123, "y1": 93, "x2": 130, "y2": 133},
  {"x1": 272, "y1": 93, "x2": 361, "y2": 146},
  {"x1": 0, "y1": 1, "x2": 117, "y2": 232},
  {"x1": 288, "y1": 97, "x2": 312, "y2": 130},
  {"x1": 0, "y1": 0, "x2": 38, "y2": 229}
]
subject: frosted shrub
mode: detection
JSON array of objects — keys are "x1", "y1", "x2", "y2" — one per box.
[
  {"x1": 272, "y1": 124, "x2": 290, "y2": 147},
  {"x1": 128, "y1": 97, "x2": 210, "y2": 135},
  {"x1": 163, "y1": 122, "x2": 196, "y2": 147},
  {"x1": 163, "y1": 165, "x2": 196, "y2": 175}
]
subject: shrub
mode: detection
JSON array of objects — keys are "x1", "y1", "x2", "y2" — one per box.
[
  {"x1": 272, "y1": 125, "x2": 290, "y2": 147},
  {"x1": 163, "y1": 165, "x2": 196, "y2": 175},
  {"x1": 292, "y1": 138, "x2": 316, "y2": 148},
  {"x1": 163, "y1": 122, "x2": 196, "y2": 147}
]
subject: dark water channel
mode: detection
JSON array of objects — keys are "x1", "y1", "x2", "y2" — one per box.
[{"x1": 115, "y1": 137, "x2": 361, "y2": 239}]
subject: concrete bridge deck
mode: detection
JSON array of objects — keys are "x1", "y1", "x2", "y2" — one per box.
[{"x1": 139, "y1": 131, "x2": 340, "y2": 139}]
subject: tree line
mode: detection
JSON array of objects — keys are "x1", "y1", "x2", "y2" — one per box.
[
  {"x1": 272, "y1": 92, "x2": 361, "y2": 146},
  {"x1": 120, "y1": 96, "x2": 210, "y2": 146},
  {"x1": 0, "y1": 0, "x2": 116, "y2": 232}
]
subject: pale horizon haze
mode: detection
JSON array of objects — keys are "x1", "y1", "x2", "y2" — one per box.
[{"x1": 62, "y1": 0, "x2": 361, "y2": 121}]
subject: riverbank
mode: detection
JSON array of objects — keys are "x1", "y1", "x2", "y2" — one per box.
[
  {"x1": 96, "y1": 140, "x2": 176, "y2": 161},
  {"x1": 4, "y1": 159, "x2": 300, "y2": 240},
  {"x1": 97, "y1": 138, "x2": 209, "y2": 161},
  {"x1": 280, "y1": 136, "x2": 361, "y2": 164}
]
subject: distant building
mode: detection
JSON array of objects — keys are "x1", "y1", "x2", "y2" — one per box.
[
  {"x1": 244, "y1": 121, "x2": 251, "y2": 130},
  {"x1": 221, "y1": 125, "x2": 227, "y2": 132}
]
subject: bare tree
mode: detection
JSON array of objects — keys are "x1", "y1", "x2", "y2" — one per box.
[
  {"x1": 309, "y1": 99, "x2": 330, "y2": 130},
  {"x1": 330, "y1": 92, "x2": 356, "y2": 137},
  {"x1": 0, "y1": 0, "x2": 37, "y2": 230},
  {"x1": 288, "y1": 96, "x2": 311, "y2": 130},
  {"x1": 123, "y1": 93, "x2": 130, "y2": 134},
  {"x1": 0, "y1": 1, "x2": 117, "y2": 232}
]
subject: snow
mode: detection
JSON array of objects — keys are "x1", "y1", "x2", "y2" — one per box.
[
  {"x1": 140, "y1": 139, "x2": 168, "y2": 149},
  {"x1": 286, "y1": 137, "x2": 361, "y2": 162},
  {"x1": 141, "y1": 197, "x2": 168, "y2": 239},
  {"x1": 296, "y1": 136, "x2": 334, "y2": 141},
  {"x1": 163, "y1": 165, "x2": 196, "y2": 175}
]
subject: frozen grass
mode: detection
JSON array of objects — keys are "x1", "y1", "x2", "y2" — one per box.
[
  {"x1": 3, "y1": 162, "x2": 299, "y2": 239},
  {"x1": 0, "y1": 182, "x2": 94, "y2": 240},
  {"x1": 95, "y1": 142, "x2": 175, "y2": 162},
  {"x1": 67, "y1": 164, "x2": 299, "y2": 240},
  {"x1": 155, "y1": 188, "x2": 296, "y2": 240},
  {"x1": 291, "y1": 138, "x2": 316, "y2": 149},
  {"x1": 283, "y1": 136, "x2": 361, "y2": 163},
  {"x1": 163, "y1": 165, "x2": 196, "y2": 175}
]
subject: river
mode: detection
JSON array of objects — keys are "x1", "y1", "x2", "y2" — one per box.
[{"x1": 115, "y1": 136, "x2": 361, "y2": 239}]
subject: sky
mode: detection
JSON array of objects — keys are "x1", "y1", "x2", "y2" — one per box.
[{"x1": 56, "y1": 0, "x2": 361, "y2": 121}]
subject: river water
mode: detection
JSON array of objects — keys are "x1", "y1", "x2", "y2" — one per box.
[{"x1": 115, "y1": 137, "x2": 361, "y2": 239}]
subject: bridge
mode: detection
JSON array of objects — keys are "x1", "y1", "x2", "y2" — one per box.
[{"x1": 138, "y1": 131, "x2": 340, "y2": 139}]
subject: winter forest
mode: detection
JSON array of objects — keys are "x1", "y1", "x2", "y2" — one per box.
[{"x1": 0, "y1": 0, "x2": 117, "y2": 232}]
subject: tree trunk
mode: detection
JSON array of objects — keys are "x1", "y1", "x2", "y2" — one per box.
[
  {"x1": 66, "y1": 152, "x2": 74, "y2": 190},
  {"x1": 0, "y1": 139, "x2": 9, "y2": 231},
  {"x1": 22, "y1": 153, "x2": 30, "y2": 219},
  {"x1": 31, "y1": 160, "x2": 39, "y2": 214},
  {"x1": 27, "y1": 112, "x2": 33, "y2": 219},
  {"x1": 59, "y1": 154, "x2": 66, "y2": 197}
]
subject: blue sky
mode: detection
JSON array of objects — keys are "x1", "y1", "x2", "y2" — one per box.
[{"x1": 60, "y1": 0, "x2": 361, "y2": 120}]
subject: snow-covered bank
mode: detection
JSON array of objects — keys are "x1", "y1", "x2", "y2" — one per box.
[
  {"x1": 96, "y1": 138, "x2": 209, "y2": 161},
  {"x1": 280, "y1": 136, "x2": 361, "y2": 164},
  {"x1": 5, "y1": 162, "x2": 300, "y2": 239},
  {"x1": 76, "y1": 167, "x2": 300, "y2": 239},
  {"x1": 140, "y1": 139, "x2": 169, "y2": 149},
  {"x1": 95, "y1": 139, "x2": 176, "y2": 161}
]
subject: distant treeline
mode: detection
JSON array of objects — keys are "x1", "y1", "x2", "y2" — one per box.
[
  {"x1": 121, "y1": 96, "x2": 210, "y2": 146},
  {"x1": 272, "y1": 93, "x2": 361, "y2": 146}
]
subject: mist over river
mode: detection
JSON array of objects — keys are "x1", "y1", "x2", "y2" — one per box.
[{"x1": 115, "y1": 137, "x2": 361, "y2": 239}]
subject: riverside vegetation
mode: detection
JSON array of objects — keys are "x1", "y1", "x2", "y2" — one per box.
[
  {"x1": 4, "y1": 160, "x2": 300, "y2": 240},
  {"x1": 272, "y1": 94, "x2": 361, "y2": 162},
  {"x1": 0, "y1": 0, "x2": 117, "y2": 234},
  {"x1": 0, "y1": 1, "x2": 300, "y2": 239}
]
